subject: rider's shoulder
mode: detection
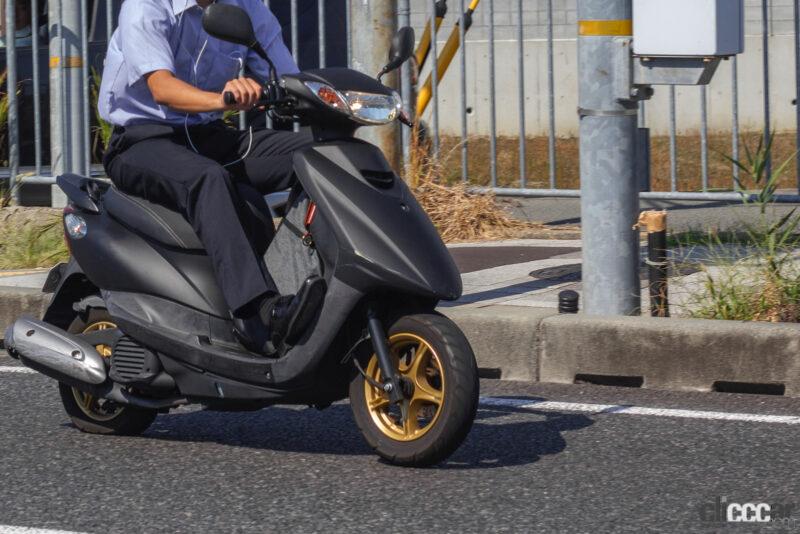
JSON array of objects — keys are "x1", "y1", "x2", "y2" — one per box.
[{"x1": 119, "y1": 0, "x2": 172, "y2": 19}]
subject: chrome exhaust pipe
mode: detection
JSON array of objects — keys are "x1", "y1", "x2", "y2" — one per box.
[{"x1": 4, "y1": 317, "x2": 107, "y2": 387}]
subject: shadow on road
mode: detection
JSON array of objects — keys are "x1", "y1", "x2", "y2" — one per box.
[
  {"x1": 441, "y1": 399, "x2": 594, "y2": 470},
  {"x1": 128, "y1": 397, "x2": 593, "y2": 470}
]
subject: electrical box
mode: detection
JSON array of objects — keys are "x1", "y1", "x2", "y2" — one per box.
[{"x1": 633, "y1": 0, "x2": 744, "y2": 57}]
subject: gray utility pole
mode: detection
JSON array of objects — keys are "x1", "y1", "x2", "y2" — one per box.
[
  {"x1": 578, "y1": 0, "x2": 641, "y2": 315},
  {"x1": 348, "y1": 0, "x2": 403, "y2": 173},
  {"x1": 49, "y1": 0, "x2": 88, "y2": 207}
]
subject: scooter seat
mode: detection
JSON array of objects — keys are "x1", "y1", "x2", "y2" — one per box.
[
  {"x1": 104, "y1": 187, "x2": 204, "y2": 250},
  {"x1": 103, "y1": 185, "x2": 276, "y2": 252}
]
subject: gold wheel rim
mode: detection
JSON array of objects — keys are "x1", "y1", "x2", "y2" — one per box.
[
  {"x1": 363, "y1": 333, "x2": 445, "y2": 442},
  {"x1": 72, "y1": 321, "x2": 123, "y2": 422}
]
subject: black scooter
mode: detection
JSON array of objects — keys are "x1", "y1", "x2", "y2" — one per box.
[{"x1": 4, "y1": 5, "x2": 479, "y2": 467}]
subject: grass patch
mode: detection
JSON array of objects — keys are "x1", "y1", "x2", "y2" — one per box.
[
  {"x1": 676, "y1": 134, "x2": 800, "y2": 323},
  {"x1": 407, "y1": 127, "x2": 551, "y2": 242},
  {"x1": 0, "y1": 211, "x2": 69, "y2": 269}
]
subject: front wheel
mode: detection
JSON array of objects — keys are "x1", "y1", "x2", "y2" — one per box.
[{"x1": 349, "y1": 313, "x2": 479, "y2": 467}]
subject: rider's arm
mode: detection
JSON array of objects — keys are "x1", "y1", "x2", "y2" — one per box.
[
  {"x1": 146, "y1": 70, "x2": 262, "y2": 113},
  {"x1": 117, "y1": 1, "x2": 261, "y2": 113}
]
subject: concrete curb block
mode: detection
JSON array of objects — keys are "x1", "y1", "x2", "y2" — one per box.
[
  {"x1": 2, "y1": 292, "x2": 799, "y2": 397},
  {"x1": 441, "y1": 306, "x2": 557, "y2": 381},
  {"x1": 0, "y1": 288, "x2": 50, "y2": 338},
  {"x1": 539, "y1": 315, "x2": 800, "y2": 396}
]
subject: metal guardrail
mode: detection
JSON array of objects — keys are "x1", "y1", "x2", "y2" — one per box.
[{"x1": 3, "y1": 0, "x2": 800, "y2": 203}]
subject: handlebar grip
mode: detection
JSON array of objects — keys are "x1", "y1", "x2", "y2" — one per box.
[{"x1": 224, "y1": 91, "x2": 237, "y2": 106}]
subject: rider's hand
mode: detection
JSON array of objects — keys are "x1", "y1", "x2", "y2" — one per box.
[{"x1": 221, "y1": 77, "x2": 263, "y2": 111}]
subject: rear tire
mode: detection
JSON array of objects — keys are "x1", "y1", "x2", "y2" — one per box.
[
  {"x1": 58, "y1": 307, "x2": 157, "y2": 436},
  {"x1": 349, "y1": 313, "x2": 479, "y2": 467}
]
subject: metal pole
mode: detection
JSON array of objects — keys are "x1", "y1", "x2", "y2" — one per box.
[
  {"x1": 81, "y1": 0, "x2": 90, "y2": 176},
  {"x1": 762, "y1": 0, "x2": 772, "y2": 178},
  {"x1": 732, "y1": 55, "x2": 740, "y2": 188},
  {"x1": 50, "y1": 0, "x2": 87, "y2": 206},
  {"x1": 32, "y1": 0, "x2": 43, "y2": 177},
  {"x1": 795, "y1": 0, "x2": 800, "y2": 192},
  {"x1": 5, "y1": 0, "x2": 19, "y2": 203},
  {"x1": 318, "y1": 0, "x2": 326, "y2": 68},
  {"x1": 547, "y1": 0, "x2": 557, "y2": 188},
  {"x1": 459, "y1": 0, "x2": 468, "y2": 183},
  {"x1": 669, "y1": 85, "x2": 677, "y2": 192},
  {"x1": 700, "y1": 86, "x2": 709, "y2": 192},
  {"x1": 105, "y1": 0, "x2": 113, "y2": 43},
  {"x1": 290, "y1": 0, "x2": 299, "y2": 133},
  {"x1": 578, "y1": 0, "x2": 640, "y2": 316},
  {"x1": 398, "y1": 0, "x2": 412, "y2": 171},
  {"x1": 346, "y1": 0, "x2": 352, "y2": 68},
  {"x1": 348, "y1": 0, "x2": 401, "y2": 171},
  {"x1": 488, "y1": 0, "x2": 497, "y2": 187},
  {"x1": 428, "y1": 0, "x2": 440, "y2": 157},
  {"x1": 290, "y1": 0, "x2": 299, "y2": 64},
  {"x1": 264, "y1": 0, "x2": 273, "y2": 130},
  {"x1": 516, "y1": 0, "x2": 526, "y2": 188}
]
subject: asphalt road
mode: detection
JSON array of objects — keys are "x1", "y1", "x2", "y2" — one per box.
[{"x1": 1, "y1": 355, "x2": 799, "y2": 534}]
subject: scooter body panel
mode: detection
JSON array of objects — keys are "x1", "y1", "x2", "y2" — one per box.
[
  {"x1": 293, "y1": 141, "x2": 463, "y2": 301},
  {"x1": 67, "y1": 208, "x2": 229, "y2": 317}
]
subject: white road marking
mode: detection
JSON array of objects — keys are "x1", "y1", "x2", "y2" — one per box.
[
  {"x1": 0, "y1": 366, "x2": 35, "y2": 374},
  {"x1": 1, "y1": 367, "x2": 796, "y2": 425},
  {"x1": 481, "y1": 397, "x2": 800, "y2": 425},
  {"x1": 0, "y1": 527, "x2": 88, "y2": 534}
]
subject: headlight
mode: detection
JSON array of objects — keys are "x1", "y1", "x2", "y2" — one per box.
[
  {"x1": 343, "y1": 91, "x2": 402, "y2": 125},
  {"x1": 305, "y1": 82, "x2": 402, "y2": 125}
]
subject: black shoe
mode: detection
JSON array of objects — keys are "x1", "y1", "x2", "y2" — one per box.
[
  {"x1": 232, "y1": 313, "x2": 275, "y2": 355},
  {"x1": 261, "y1": 276, "x2": 327, "y2": 347}
]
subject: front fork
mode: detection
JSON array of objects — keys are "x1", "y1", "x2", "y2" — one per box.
[{"x1": 366, "y1": 308, "x2": 405, "y2": 405}]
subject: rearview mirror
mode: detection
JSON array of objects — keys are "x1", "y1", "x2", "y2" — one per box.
[
  {"x1": 378, "y1": 27, "x2": 416, "y2": 81},
  {"x1": 202, "y1": 4, "x2": 258, "y2": 48}
]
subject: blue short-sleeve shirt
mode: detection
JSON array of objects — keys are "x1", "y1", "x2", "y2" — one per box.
[{"x1": 99, "y1": 0, "x2": 298, "y2": 127}]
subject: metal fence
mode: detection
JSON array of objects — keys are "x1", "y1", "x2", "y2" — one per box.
[
  {"x1": 4, "y1": 0, "x2": 800, "y2": 204},
  {"x1": 1, "y1": 0, "x2": 346, "y2": 201},
  {"x1": 405, "y1": 0, "x2": 800, "y2": 202}
]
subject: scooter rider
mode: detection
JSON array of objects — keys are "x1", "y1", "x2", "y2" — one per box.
[{"x1": 99, "y1": 0, "x2": 325, "y2": 353}]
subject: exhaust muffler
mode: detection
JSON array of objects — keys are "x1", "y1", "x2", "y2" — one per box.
[{"x1": 4, "y1": 317, "x2": 107, "y2": 388}]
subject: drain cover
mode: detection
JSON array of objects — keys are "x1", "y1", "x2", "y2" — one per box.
[{"x1": 530, "y1": 265, "x2": 582, "y2": 282}]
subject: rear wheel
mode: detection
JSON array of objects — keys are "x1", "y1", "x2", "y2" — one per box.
[
  {"x1": 58, "y1": 307, "x2": 157, "y2": 436},
  {"x1": 349, "y1": 313, "x2": 479, "y2": 467}
]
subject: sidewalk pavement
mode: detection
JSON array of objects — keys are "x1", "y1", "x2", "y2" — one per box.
[
  {"x1": 500, "y1": 196, "x2": 800, "y2": 232},
  {"x1": 0, "y1": 238, "x2": 757, "y2": 315},
  {"x1": 0, "y1": 240, "x2": 588, "y2": 312}
]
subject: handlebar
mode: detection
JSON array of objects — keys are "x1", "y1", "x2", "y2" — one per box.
[{"x1": 223, "y1": 90, "x2": 272, "y2": 108}]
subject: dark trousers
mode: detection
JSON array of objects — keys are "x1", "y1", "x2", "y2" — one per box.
[{"x1": 104, "y1": 121, "x2": 314, "y2": 314}]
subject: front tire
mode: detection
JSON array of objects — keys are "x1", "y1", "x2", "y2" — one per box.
[
  {"x1": 58, "y1": 307, "x2": 157, "y2": 436},
  {"x1": 349, "y1": 313, "x2": 479, "y2": 467}
]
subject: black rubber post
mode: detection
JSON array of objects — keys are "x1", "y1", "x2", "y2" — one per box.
[
  {"x1": 639, "y1": 211, "x2": 670, "y2": 318},
  {"x1": 558, "y1": 290, "x2": 580, "y2": 314}
]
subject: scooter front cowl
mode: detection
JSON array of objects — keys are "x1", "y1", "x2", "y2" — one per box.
[{"x1": 294, "y1": 142, "x2": 462, "y2": 301}]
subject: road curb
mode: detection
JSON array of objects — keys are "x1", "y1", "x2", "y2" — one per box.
[
  {"x1": 0, "y1": 289, "x2": 50, "y2": 340},
  {"x1": 441, "y1": 306, "x2": 556, "y2": 381},
  {"x1": 2, "y1": 293, "x2": 799, "y2": 397},
  {"x1": 539, "y1": 315, "x2": 800, "y2": 396}
]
